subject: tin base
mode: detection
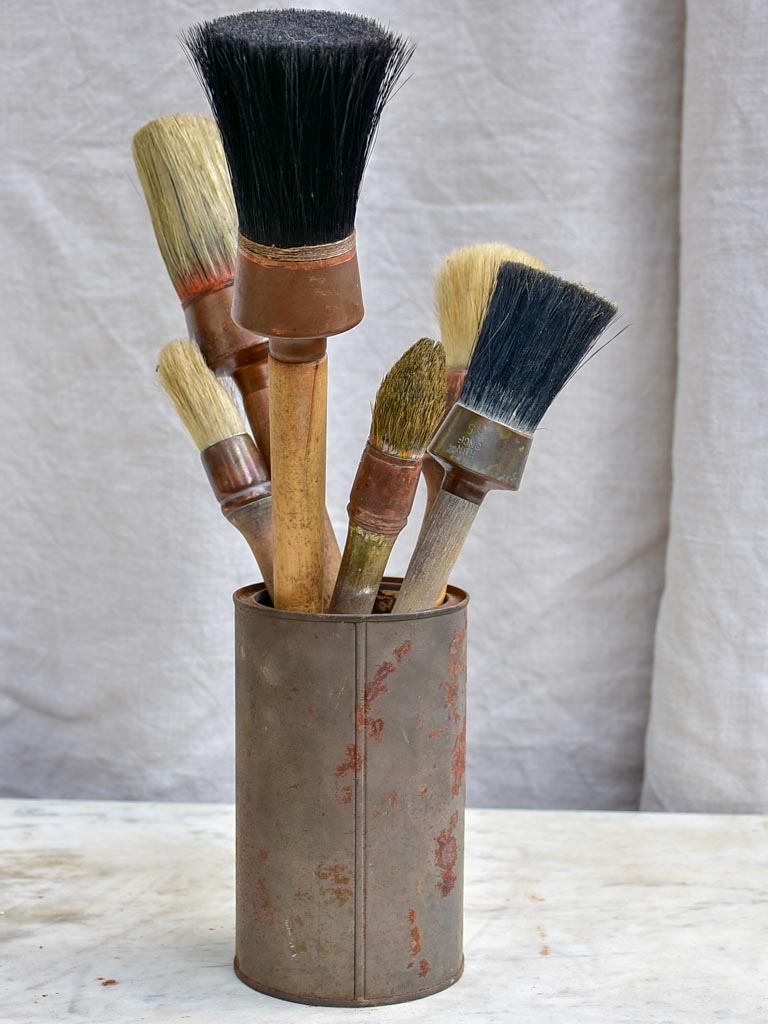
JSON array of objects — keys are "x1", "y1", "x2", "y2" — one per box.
[{"x1": 234, "y1": 957, "x2": 465, "y2": 1007}]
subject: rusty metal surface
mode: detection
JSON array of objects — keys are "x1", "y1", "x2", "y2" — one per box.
[
  {"x1": 347, "y1": 442, "x2": 424, "y2": 536},
  {"x1": 201, "y1": 435, "x2": 270, "y2": 514},
  {"x1": 233, "y1": 579, "x2": 468, "y2": 1006},
  {"x1": 184, "y1": 284, "x2": 269, "y2": 375},
  {"x1": 430, "y1": 402, "x2": 534, "y2": 502},
  {"x1": 232, "y1": 247, "x2": 363, "y2": 341}
]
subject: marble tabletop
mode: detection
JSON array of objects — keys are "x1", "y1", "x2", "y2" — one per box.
[{"x1": 1, "y1": 800, "x2": 766, "y2": 1023}]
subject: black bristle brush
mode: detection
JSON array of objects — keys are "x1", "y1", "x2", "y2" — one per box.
[
  {"x1": 184, "y1": 10, "x2": 413, "y2": 614},
  {"x1": 395, "y1": 262, "x2": 618, "y2": 612}
]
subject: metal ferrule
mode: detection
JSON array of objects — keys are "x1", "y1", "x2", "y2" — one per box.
[
  {"x1": 184, "y1": 284, "x2": 269, "y2": 376},
  {"x1": 232, "y1": 235, "x2": 364, "y2": 342},
  {"x1": 347, "y1": 443, "x2": 424, "y2": 537},
  {"x1": 429, "y1": 403, "x2": 533, "y2": 504},
  {"x1": 201, "y1": 434, "x2": 271, "y2": 516}
]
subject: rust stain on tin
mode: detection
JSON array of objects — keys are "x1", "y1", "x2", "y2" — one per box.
[
  {"x1": 442, "y1": 628, "x2": 466, "y2": 725},
  {"x1": 540, "y1": 945, "x2": 550, "y2": 956},
  {"x1": 252, "y1": 877, "x2": 275, "y2": 924},
  {"x1": 258, "y1": 848, "x2": 269, "y2": 862},
  {"x1": 434, "y1": 811, "x2": 459, "y2": 898},
  {"x1": 429, "y1": 728, "x2": 446, "y2": 739},
  {"x1": 356, "y1": 659, "x2": 394, "y2": 743},
  {"x1": 389, "y1": 792, "x2": 398, "y2": 808},
  {"x1": 451, "y1": 719, "x2": 467, "y2": 797},
  {"x1": 408, "y1": 909, "x2": 421, "y2": 955},
  {"x1": 336, "y1": 743, "x2": 364, "y2": 778},
  {"x1": 394, "y1": 640, "x2": 412, "y2": 662},
  {"x1": 418, "y1": 959, "x2": 431, "y2": 977},
  {"x1": 294, "y1": 889, "x2": 311, "y2": 902},
  {"x1": 315, "y1": 863, "x2": 353, "y2": 906}
]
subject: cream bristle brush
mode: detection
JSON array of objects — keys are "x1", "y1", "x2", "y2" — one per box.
[
  {"x1": 133, "y1": 113, "x2": 343, "y2": 609},
  {"x1": 396, "y1": 262, "x2": 618, "y2": 613},
  {"x1": 421, "y1": 243, "x2": 548, "y2": 520},
  {"x1": 157, "y1": 340, "x2": 274, "y2": 597},
  {"x1": 330, "y1": 339, "x2": 446, "y2": 614}
]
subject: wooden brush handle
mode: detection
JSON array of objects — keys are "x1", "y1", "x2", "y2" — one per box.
[
  {"x1": 419, "y1": 369, "x2": 465, "y2": 523},
  {"x1": 322, "y1": 516, "x2": 342, "y2": 612},
  {"x1": 231, "y1": 361, "x2": 340, "y2": 609},
  {"x1": 269, "y1": 349, "x2": 327, "y2": 613},
  {"x1": 395, "y1": 489, "x2": 480, "y2": 613},
  {"x1": 226, "y1": 497, "x2": 275, "y2": 599},
  {"x1": 330, "y1": 524, "x2": 396, "y2": 615},
  {"x1": 420, "y1": 455, "x2": 445, "y2": 520},
  {"x1": 239, "y1": 384, "x2": 271, "y2": 465}
]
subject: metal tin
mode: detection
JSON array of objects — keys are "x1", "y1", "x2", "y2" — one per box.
[{"x1": 233, "y1": 579, "x2": 468, "y2": 1006}]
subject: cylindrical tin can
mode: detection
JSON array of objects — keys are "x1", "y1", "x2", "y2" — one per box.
[{"x1": 233, "y1": 578, "x2": 468, "y2": 1007}]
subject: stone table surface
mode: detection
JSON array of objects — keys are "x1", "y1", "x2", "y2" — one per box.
[{"x1": 1, "y1": 800, "x2": 766, "y2": 1023}]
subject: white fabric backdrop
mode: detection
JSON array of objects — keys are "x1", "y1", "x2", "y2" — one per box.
[
  {"x1": 1, "y1": 0, "x2": 688, "y2": 807},
  {"x1": 642, "y1": 0, "x2": 768, "y2": 813}
]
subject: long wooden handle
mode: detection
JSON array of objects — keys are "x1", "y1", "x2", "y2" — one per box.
[
  {"x1": 226, "y1": 496, "x2": 275, "y2": 599},
  {"x1": 395, "y1": 489, "x2": 480, "y2": 612},
  {"x1": 330, "y1": 523, "x2": 396, "y2": 615},
  {"x1": 233, "y1": 363, "x2": 340, "y2": 611},
  {"x1": 240, "y1": 385, "x2": 271, "y2": 466},
  {"x1": 269, "y1": 352, "x2": 327, "y2": 613},
  {"x1": 420, "y1": 455, "x2": 445, "y2": 521}
]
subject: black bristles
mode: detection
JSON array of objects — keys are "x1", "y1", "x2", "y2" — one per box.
[
  {"x1": 460, "y1": 263, "x2": 618, "y2": 433},
  {"x1": 184, "y1": 9, "x2": 413, "y2": 248}
]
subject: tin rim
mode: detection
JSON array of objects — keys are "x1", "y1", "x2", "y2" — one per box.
[{"x1": 234, "y1": 576, "x2": 468, "y2": 622}]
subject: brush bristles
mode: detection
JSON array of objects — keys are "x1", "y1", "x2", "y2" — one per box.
[
  {"x1": 157, "y1": 340, "x2": 245, "y2": 451},
  {"x1": 436, "y1": 243, "x2": 547, "y2": 370},
  {"x1": 132, "y1": 114, "x2": 236, "y2": 304},
  {"x1": 461, "y1": 263, "x2": 617, "y2": 434},
  {"x1": 370, "y1": 339, "x2": 447, "y2": 458},
  {"x1": 183, "y1": 10, "x2": 413, "y2": 248}
]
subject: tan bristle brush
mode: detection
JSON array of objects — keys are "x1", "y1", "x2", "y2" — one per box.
[
  {"x1": 157, "y1": 340, "x2": 274, "y2": 597},
  {"x1": 132, "y1": 113, "x2": 342, "y2": 608},
  {"x1": 421, "y1": 244, "x2": 548, "y2": 519},
  {"x1": 131, "y1": 115, "x2": 274, "y2": 452},
  {"x1": 330, "y1": 339, "x2": 446, "y2": 614}
]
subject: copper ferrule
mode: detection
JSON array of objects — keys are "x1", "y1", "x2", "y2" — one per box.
[
  {"x1": 268, "y1": 336, "x2": 327, "y2": 364},
  {"x1": 232, "y1": 233, "x2": 364, "y2": 341},
  {"x1": 445, "y1": 368, "x2": 466, "y2": 411},
  {"x1": 231, "y1": 355, "x2": 269, "y2": 396},
  {"x1": 347, "y1": 442, "x2": 424, "y2": 536},
  {"x1": 201, "y1": 434, "x2": 271, "y2": 516},
  {"x1": 430, "y1": 403, "x2": 534, "y2": 504},
  {"x1": 184, "y1": 284, "x2": 269, "y2": 376}
]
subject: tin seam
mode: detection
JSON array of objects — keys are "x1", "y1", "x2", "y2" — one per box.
[{"x1": 353, "y1": 621, "x2": 367, "y2": 999}]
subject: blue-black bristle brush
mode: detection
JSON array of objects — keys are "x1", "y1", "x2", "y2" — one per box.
[
  {"x1": 183, "y1": 10, "x2": 413, "y2": 613},
  {"x1": 395, "y1": 262, "x2": 618, "y2": 612}
]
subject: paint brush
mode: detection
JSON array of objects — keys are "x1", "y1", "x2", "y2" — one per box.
[
  {"x1": 132, "y1": 114, "x2": 342, "y2": 606},
  {"x1": 421, "y1": 244, "x2": 548, "y2": 519},
  {"x1": 132, "y1": 114, "x2": 273, "y2": 461},
  {"x1": 396, "y1": 263, "x2": 618, "y2": 613},
  {"x1": 184, "y1": 10, "x2": 413, "y2": 613},
  {"x1": 330, "y1": 339, "x2": 446, "y2": 615},
  {"x1": 157, "y1": 340, "x2": 274, "y2": 597}
]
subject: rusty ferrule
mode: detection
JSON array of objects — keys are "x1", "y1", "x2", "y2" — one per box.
[
  {"x1": 429, "y1": 403, "x2": 533, "y2": 504},
  {"x1": 230, "y1": 355, "x2": 269, "y2": 397},
  {"x1": 201, "y1": 434, "x2": 271, "y2": 516},
  {"x1": 444, "y1": 368, "x2": 466, "y2": 412},
  {"x1": 232, "y1": 233, "x2": 364, "y2": 341},
  {"x1": 347, "y1": 443, "x2": 424, "y2": 537},
  {"x1": 184, "y1": 284, "x2": 270, "y2": 376}
]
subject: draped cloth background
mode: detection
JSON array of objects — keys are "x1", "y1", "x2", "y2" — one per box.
[{"x1": 1, "y1": 0, "x2": 764, "y2": 811}]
